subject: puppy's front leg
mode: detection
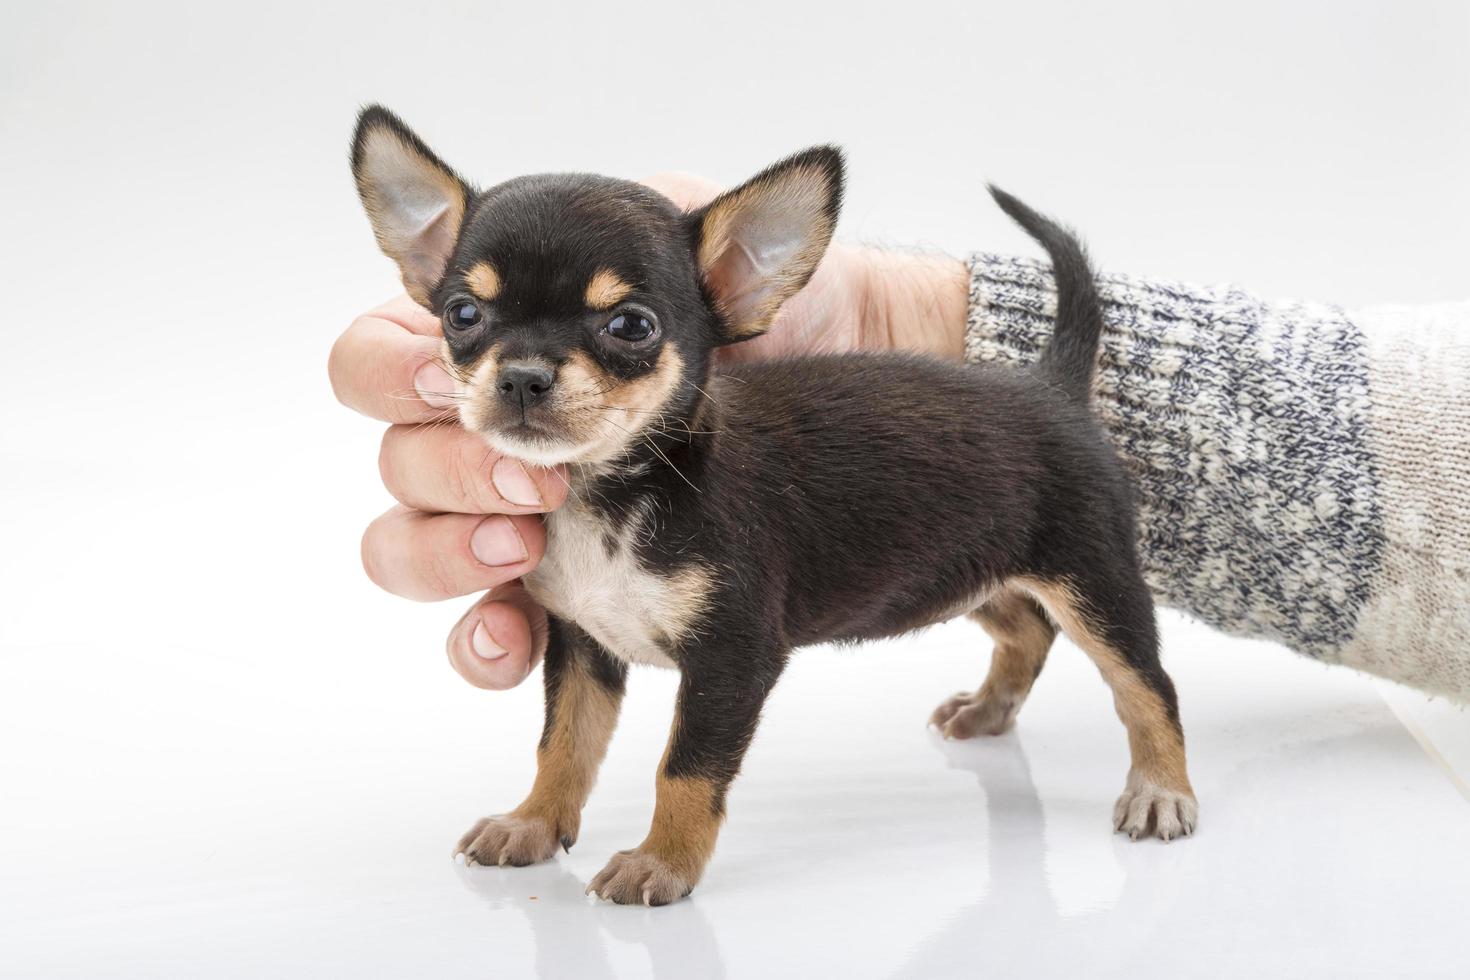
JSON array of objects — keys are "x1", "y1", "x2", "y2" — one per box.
[
  {"x1": 457, "y1": 619, "x2": 626, "y2": 866},
  {"x1": 588, "y1": 652, "x2": 782, "y2": 905}
]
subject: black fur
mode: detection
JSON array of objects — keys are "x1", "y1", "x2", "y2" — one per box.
[
  {"x1": 987, "y1": 185, "x2": 1104, "y2": 400},
  {"x1": 351, "y1": 104, "x2": 1192, "y2": 896}
]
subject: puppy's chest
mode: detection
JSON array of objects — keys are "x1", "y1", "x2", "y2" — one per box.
[{"x1": 523, "y1": 500, "x2": 708, "y2": 669}]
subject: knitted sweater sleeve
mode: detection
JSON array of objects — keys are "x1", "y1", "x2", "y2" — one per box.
[{"x1": 964, "y1": 253, "x2": 1470, "y2": 702}]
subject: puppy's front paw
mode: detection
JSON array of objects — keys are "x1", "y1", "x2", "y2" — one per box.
[
  {"x1": 586, "y1": 848, "x2": 692, "y2": 906},
  {"x1": 929, "y1": 691, "x2": 1019, "y2": 738},
  {"x1": 1113, "y1": 776, "x2": 1198, "y2": 842},
  {"x1": 455, "y1": 813, "x2": 562, "y2": 867}
]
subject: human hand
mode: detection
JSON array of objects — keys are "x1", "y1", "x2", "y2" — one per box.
[{"x1": 328, "y1": 296, "x2": 569, "y2": 690}]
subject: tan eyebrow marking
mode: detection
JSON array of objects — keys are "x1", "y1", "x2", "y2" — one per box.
[
  {"x1": 465, "y1": 261, "x2": 501, "y2": 301},
  {"x1": 584, "y1": 268, "x2": 633, "y2": 310}
]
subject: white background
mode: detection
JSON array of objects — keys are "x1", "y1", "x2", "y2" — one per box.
[{"x1": 2, "y1": 2, "x2": 1468, "y2": 977}]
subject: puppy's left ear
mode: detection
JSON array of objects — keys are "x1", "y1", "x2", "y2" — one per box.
[
  {"x1": 691, "y1": 146, "x2": 844, "y2": 342},
  {"x1": 351, "y1": 105, "x2": 472, "y2": 307}
]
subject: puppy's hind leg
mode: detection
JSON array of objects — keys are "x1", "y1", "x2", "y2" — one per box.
[
  {"x1": 1018, "y1": 571, "x2": 1198, "y2": 842},
  {"x1": 931, "y1": 589, "x2": 1056, "y2": 739}
]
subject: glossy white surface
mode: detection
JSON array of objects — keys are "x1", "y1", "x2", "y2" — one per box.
[
  {"x1": 4, "y1": 612, "x2": 1469, "y2": 978},
  {"x1": 4, "y1": 1, "x2": 1469, "y2": 977}
]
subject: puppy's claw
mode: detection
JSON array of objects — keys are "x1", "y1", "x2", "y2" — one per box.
[
  {"x1": 456, "y1": 813, "x2": 561, "y2": 869},
  {"x1": 1113, "y1": 777, "x2": 1199, "y2": 842},
  {"x1": 587, "y1": 849, "x2": 692, "y2": 906}
]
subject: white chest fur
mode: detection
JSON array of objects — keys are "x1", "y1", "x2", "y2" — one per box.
[{"x1": 522, "y1": 497, "x2": 709, "y2": 669}]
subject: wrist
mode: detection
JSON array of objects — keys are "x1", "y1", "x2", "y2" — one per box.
[{"x1": 858, "y1": 249, "x2": 969, "y2": 359}]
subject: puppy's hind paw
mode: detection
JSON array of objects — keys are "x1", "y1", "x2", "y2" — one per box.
[
  {"x1": 929, "y1": 691, "x2": 1019, "y2": 739},
  {"x1": 1113, "y1": 778, "x2": 1198, "y2": 842}
]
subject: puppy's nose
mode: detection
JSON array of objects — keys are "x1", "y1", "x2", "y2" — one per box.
[{"x1": 497, "y1": 362, "x2": 556, "y2": 409}]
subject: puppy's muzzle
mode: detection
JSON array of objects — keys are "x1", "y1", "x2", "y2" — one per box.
[{"x1": 497, "y1": 361, "x2": 556, "y2": 411}]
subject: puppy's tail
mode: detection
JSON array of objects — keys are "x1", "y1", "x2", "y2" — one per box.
[{"x1": 988, "y1": 185, "x2": 1103, "y2": 401}]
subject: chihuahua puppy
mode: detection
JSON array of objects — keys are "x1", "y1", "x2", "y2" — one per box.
[{"x1": 351, "y1": 105, "x2": 1197, "y2": 905}]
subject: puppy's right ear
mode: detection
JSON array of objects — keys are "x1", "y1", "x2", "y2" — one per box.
[{"x1": 351, "y1": 105, "x2": 471, "y2": 307}]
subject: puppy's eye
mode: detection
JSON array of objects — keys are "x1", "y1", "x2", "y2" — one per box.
[
  {"x1": 603, "y1": 311, "x2": 656, "y2": 342},
  {"x1": 447, "y1": 301, "x2": 483, "y2": 331}
]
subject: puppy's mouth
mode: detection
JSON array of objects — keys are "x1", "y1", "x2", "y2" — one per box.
[
  {"x1": 471, "y1": 410, "x2": 599, "y2": 468},
  {"x1": 496, "y1": 419, "x2": 555, "y2": 439}
]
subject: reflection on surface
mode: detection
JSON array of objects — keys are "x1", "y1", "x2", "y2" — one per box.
[
  {"x1": 897, "y1": 722, "x2": 1465, "y2": 978},
  {"x1": 9, "y1": 610, "x2": 1469, "y2": 978},
  {"x1": 456, "y1": 859, "x2": 726, "y2": 979},
  {"x1": 451, "y1": 734, "x2": 1074, "y2": 980},
  {"x1": 441, "y1": 646, "x2": 1470, "y2": 980},
  {"x1": 897, "y1": 733, "x2": 1157, "y2": 977}
]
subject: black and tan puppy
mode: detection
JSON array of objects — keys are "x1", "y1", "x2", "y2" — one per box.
[{"x1": 350, "y1": 105, "x2": 1197, "y2": 905}]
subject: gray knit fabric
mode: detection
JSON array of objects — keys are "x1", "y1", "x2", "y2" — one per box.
[{"x1": 965, "y1": 253, "x2": 1470, "y2": 701}]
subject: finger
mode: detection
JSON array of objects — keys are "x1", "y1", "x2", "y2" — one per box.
[
  {"x1": 329, "y1": 295, "x2": 458, "y2": 424},
  {"x1": 446, "y1": 584, "x2": 550, "y2": 691},
  {"x1": 361, "y1": 505, "x2": 547, "y2": 602},
  {"x1": 640, "y1": 171, "x2": 723, "y2": 212},
  {"x1": 379, "y1": 424, "x2": 570, "y2": 515}
]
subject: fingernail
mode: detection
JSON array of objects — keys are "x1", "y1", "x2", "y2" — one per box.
[
  {"x1": 470, "y1": 516, "x2": 529, "y2": 567},
  {"x1": 414, "y1": 362, "x2": 457, "y2": 409},
  {"x1": 472, "y1": 620, "x2": 509, "y2": 661},
  {"x1": 491, "y1": 457, "x2": 545, "y2": 508}
]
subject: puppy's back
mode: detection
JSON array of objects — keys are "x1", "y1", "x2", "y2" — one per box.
[{"x1": 699, "y1": 353, "x2": 1131, "y2": 644}]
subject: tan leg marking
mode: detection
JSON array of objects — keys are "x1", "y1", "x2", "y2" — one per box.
[
  {"x1": 456, "y1": 655, "x2": 621, "y2": 866},
  {"x1": 588, "y1": 711, "x2": 722, "y2": 906},
  {"x1": 1015, "y1": 577, "x2": 1198, "y2": 841},
  {"x1": 931, "y1": 589, "x2": 1055, "y2": 738}
]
